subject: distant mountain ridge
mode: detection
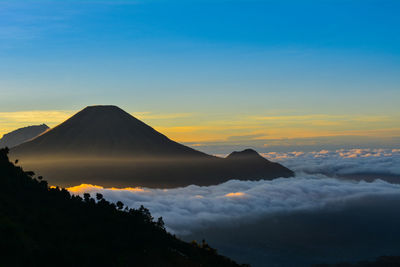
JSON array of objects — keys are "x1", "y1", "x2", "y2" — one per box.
[
  {"x1": 0, "y1": 124, "x2": 49, "y2": 149},
  {"x1": 10, "y1": 105, "x2": 294, "y2": 188}
]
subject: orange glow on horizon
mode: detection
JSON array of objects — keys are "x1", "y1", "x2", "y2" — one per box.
[
  {"x1": 66, "y1": 184, "x2": 104, "y2": 193},
  {"x1": 1, "y1": 109, "x2": 399, "y2": 145},
  {"x1": 66, "y1": 184, "x2": 148, "y2": 194}
]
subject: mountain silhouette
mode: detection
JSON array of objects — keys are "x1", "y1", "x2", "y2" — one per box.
[
  {"x1": 11, "y1": 106, "x2": 208, "y2": 158},
  {"x1": 225, "y1": 149, "x2": 294, "y2": 180},
  {"x1": 0, "y1": 124, "x2": 49, "y2": 149},
  {"x1": 10, "y1": 105, "x2": 294, "y2": 188}
]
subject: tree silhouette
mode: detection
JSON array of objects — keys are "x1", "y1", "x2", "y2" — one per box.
[
  {"x1": 156, "y1": 217, "x2": 165, "y2": 230},
  {"x1": 116, "y1": 201, "x2": 124, "y2": 210},
  {"x1": 139, "y1": 205, "x2": 153, "y2": 223},
  {"x1": 83, "y1": 193, "x2": 91, "y2": 203},
  {"x1": 96, "y1": 193, "x2": 103, "y2": 201}
]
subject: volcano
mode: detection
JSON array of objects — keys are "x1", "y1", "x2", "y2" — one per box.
[
  {"x1": 0, "y1": 124, "x2": 49, "y2": 149},
  {"x1": 10, "y1": 105, "x2": 294, "y2": 188},
  {"x1": 11, "y1": 106, "x2": 208, "y2": 158}
]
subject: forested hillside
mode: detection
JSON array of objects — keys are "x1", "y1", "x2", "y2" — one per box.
[{"x1": 0, "y1": 147, "x2": 246, "y2": 267}]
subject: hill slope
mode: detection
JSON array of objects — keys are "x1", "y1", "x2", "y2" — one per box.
[
  {"x1": 0, "y1": 124, "x2": 49, "y2": 149},
  {"x1": 0, "y1": 148, "x2": 246, "y2": 267},
  {"x1": 10, "y1": 105, "x2": 294, "y2": 188}
]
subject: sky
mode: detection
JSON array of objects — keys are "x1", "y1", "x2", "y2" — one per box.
[{"x1": 0, "y1": 0, "x2": 399, "y2": 152}]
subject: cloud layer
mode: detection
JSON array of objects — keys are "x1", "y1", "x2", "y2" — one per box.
[
  {"x1": 68, "y1": 174, "x2": 400, "y2": 235},
  {"x1": 65, "y1": 149, "x2": 400, "y2": 266},
  {"x1": 262, "y1": 148, "x2": 400, "y2": 177}
]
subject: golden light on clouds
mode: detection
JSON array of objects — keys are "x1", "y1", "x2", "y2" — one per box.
[
  {"x1": 110, "y1": 187, "x2": 148, "y2": 193},
  {"x1": 66, "y1": 184, "x2": 104, "y2": 193},
  {"x1": 225, "y1": 192, "x2": 247, "y2": 198},
  {"x1": 66, "y1": 184, "x2": 148, "y2": 194}
]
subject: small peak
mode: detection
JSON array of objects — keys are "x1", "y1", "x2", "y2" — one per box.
[
  {"x1": 240, "y1": 148, "x2": 258, "y2": 154},
  {"x1": 227, "y1": 148, "x2": 261, "y2": 159}
]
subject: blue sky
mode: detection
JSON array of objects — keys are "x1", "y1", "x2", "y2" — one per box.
[{"x1": 0, "y1": 0, "x2": 399, "y2": 151}]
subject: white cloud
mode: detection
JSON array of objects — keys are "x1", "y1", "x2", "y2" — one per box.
[
  {"x1": 68, "y1": 174, "x2": 400, "y2": 235},
  {"x1": 262, "y1": 148, "x2": 400, "y2": 177}
]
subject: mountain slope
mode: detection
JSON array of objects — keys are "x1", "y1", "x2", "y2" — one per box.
[
  {"x1": 225, "y1": 149, "x2": 294, "y2": 180},
  {"x1": 11, "y1": 105, "x2": 207, "y2": 158},
  {"x1": 0, "y1": 124, "x2": 49, "y2": 149},
  {"x1": 10, "y1": 105, "x2": 294, "y2": 188},
  {"x1": 0, "y1": 148, "x2": 246, "y2": 267}
]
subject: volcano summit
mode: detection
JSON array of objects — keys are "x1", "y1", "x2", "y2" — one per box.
[{"x1": 10, "y1": 105, "x2": 294, "y2": 188}]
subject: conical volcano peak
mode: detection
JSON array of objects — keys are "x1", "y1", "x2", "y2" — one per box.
[
  {"x1": 74, "y1": 105, "x2": 131, "y2": 118},
  {"x1": 11, "y1": 105, "x2": 207, "y2": 158},
  {"x1": 60, "y1": 104, "x2": 152, "y2": 131},
  {"x1": 81, "y1": 105, "x2": 123, "y2": 112},
  {"x1": 86, "y1": 105, "x2": 118, "y2": 108}
]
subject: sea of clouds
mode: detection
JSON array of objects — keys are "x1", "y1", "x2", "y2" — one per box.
[
  {"x1": 262, "y1": 148, "x2": 400, "y2": 178},
  {"x1": 67, "y1": 148, "x2": 400, "y2": 235},
  {"x1": 66, "y1": 148, "x2": 400, "y2": 266}
]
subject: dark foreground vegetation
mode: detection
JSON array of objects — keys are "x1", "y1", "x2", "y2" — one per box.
[{"x1": 0, "y1": 148, "x2": 246, "y2": 267}]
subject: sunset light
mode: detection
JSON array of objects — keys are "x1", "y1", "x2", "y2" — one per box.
[{"x1": 1, "y1": 1, "x2": 400, "y2": 266}]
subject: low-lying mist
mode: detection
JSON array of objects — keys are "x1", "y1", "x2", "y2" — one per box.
[
  {"x1": 67, "y1": 175, "x2": 400, "y2": 235},
  {"x1": 263, "y1": 148, "x2": 400, "y2": 182},
  {"x1": 65, "y1": 148, "x2": 400, "y2": 266},
  {"x1": 12, "y1": 155, "x2": 226, "y2": 188}
]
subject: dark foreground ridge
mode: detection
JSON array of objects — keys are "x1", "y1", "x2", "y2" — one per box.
[
  {"x1": 10, "y1": 105, "x2": 294, "y2": 188},
  {"x1": 0, "y1": 148, "x2": 247, "y2": 267},
  {"x1": 0, "y1": 124, "x2": 49, "y2": 149}
]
